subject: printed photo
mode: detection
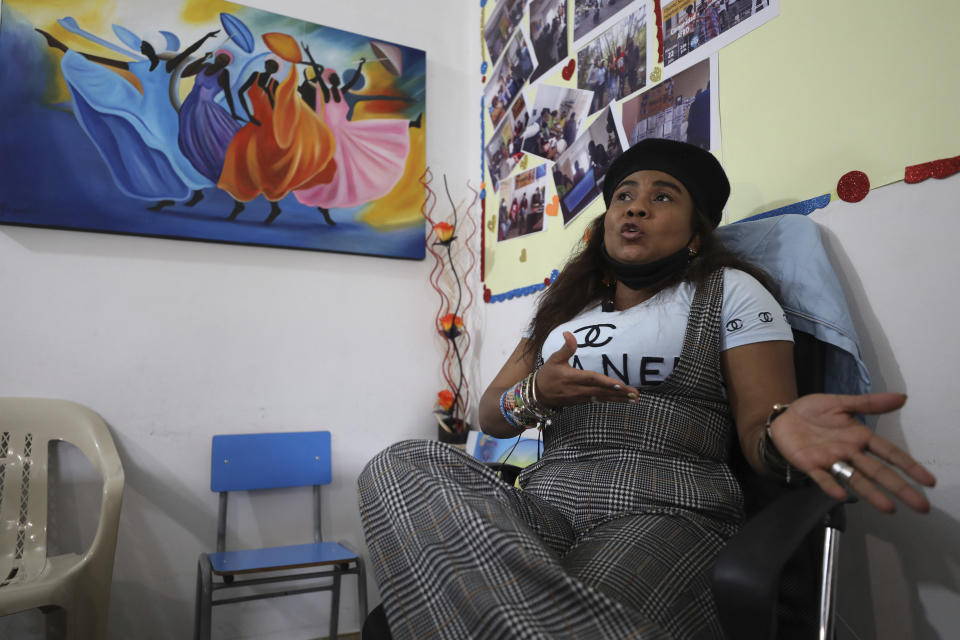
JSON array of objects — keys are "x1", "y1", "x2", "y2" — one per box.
[
  {"x1": 572, "y1": 0, "x2": 637, "y2": 45},
  {"x1": 485, "y1": 104, "x2": 524, "y2": 193},
  {"x1": 496, "y1": 163, "x2": 550, "y2": 241},
  {"x1": 662, "y1": 0, "x2": 773, "y2": 67},
  {"x1": 522, "y1": 85, "x2": 593, "y2": 161},
  {"x1": 484, "y1": 29, "x2": 537, "y2": 128},
  {"x1": 619, "y1": 58, "x2": 711, "y2": 150},
  {"x1": 484, "y1": 0, "x2": 525, "y2": 65},
  {"x1": 576, "y1": 5, "x2": 646, "y2": 115},
  {"x1": 529, "y1": 0, "x2": 568, "y2": 83},
  {"x1": 552, "y1": 106, "x2": 623, "y2": 224}
]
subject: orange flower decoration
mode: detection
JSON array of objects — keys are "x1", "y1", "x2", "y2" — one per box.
[
  {"x1": 433, "y1": 222, "x2": 455, "y2": 244},
  {"x1": 439, "y1": 313, "x2": 464, "y2": 338},
  {"x1": 437, "y1": 389, "x2": 455, "y2": 411}
]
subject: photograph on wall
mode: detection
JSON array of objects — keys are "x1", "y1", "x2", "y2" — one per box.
[
  {"x1": 661, "y1": 0, "x2": 778, "y2": 72},
  {"x1": 617, "y1": 58, "x2": 712, "y2": 150},
  {"x1": 522, "y1": 84, "x2": 593, "y2": 161},
  {"x1": 483, "y1": 28, "x2": 537, "y2": 129},
  {"x1": 576, "y1": 4, "x2": 646, "y2": 115},
  {"x1": 485, "y1": 101, "x2": 525, "y2": 193},
  {"x1": 552, "y1": 106, "x2": 623, "y2": 225},
  {"x1": 572, "y1": 0, "x2": 640, "y2": 47},
  {"x1": 496, "y1": 163, "x2": 550, "y2": 242},
  {"x1": 0, "y1": 0, "x2": 427, "y2": 259},
  {"x1": 484, "y1": 0, "x2": 525, "y2": 66},
  {"x1": 529, "y1": 0, "x2": 569, "y2": 83}
]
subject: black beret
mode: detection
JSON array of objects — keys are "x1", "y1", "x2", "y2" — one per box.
[{"x1": 602, "y1": 138, "x2": 730, "y2": 228}]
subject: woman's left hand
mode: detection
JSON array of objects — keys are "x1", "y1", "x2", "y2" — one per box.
[{"x1": 769, "y1": 392, "x2": 936, "y2": 513}]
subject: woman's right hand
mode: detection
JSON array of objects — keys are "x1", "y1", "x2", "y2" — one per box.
[{"x1": 535, "y1": 331, "x2": 639, "y2": 408}]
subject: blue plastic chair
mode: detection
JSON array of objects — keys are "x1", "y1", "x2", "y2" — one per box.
[{"x1": 194, "y1": 431, "x2": 366, "y2": 640}]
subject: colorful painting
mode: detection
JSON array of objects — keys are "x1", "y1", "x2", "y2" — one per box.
[{"x1": 0, "y1": 1, "x2": 427, "y2": 259}]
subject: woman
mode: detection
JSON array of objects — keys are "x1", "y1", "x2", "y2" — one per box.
[
  {"x1": 293, "y1": 45, "x2": 412, "y2": 225},
  {"x1": 358, "y1": 139, "x2": 935, "y2": 639},
  {"x1": 36, "y1": 26, "x2": 218, "y2": 209},
  {"x1": 177, "y1": 49, "x2": 244, "y2": 207},
  {"x1": 218, "y1": 33, "x2": 337, "y2": 224}
]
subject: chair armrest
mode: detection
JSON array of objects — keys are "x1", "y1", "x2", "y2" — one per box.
[{"x1": 711, "y1": 485, "x2": 842, "y2": 640}]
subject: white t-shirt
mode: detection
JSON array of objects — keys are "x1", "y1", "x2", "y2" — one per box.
[{"x1": 537, "y1": 269, "x2": 793, "y2": 388}]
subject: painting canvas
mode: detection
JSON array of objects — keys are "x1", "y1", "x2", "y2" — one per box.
[{"x1": 0, "y1": 1, "x2": 427, "y2": 259}]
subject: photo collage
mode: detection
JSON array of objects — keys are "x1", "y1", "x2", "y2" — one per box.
[{"x1": 483, "y1": 0, "x2": 775, "y2": 246}]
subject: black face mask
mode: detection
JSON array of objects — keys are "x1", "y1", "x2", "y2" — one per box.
[{"x1": 601, "y1": 234, "x2": 695, "y2": 291}]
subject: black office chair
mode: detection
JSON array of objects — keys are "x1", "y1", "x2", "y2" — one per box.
[{"x1": 711, "y1": 330, "x2": 852, "y2": 640}]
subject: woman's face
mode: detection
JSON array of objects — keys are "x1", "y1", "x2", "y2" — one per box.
[{"x1": 603, "y1": 169, "x2": 697, "y2": 265}]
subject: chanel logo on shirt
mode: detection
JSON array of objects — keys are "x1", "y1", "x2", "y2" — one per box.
[
  {"x1": 573, "y1": 324, "x2": 617, "y2": 348},
  {"x1": 758, "y1": 312, "x2": 773, "y2": 323},
  {"x1": 726, "y1": 318, "x2": 744, "y2": 332}
]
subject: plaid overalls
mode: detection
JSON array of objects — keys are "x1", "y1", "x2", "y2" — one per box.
[{"x1": 359, "y1": 270, "x2": 742, "y2": 639}]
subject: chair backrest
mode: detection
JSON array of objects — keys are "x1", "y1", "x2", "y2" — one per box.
[
  {"x1": 717, "y1": 215, "x2": 858, "y2": 638},
  {"x1": 209, "y1": 431, "x2": 332, "y2": 551},
  {"x1": 0, "y1": 398, "x2": 124, "y2": 586},
  {"x1": 211, "y1": 431, "x2": 332, "y2": 492}
]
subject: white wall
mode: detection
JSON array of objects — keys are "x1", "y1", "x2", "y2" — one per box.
[
  {"x1": 481, "y1": 175, "x2": 960, "y2": 639},
  {"x1": 0, "y1": 0, "x2": 474, "y2": 638}
]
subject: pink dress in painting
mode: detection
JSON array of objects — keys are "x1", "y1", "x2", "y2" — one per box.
[{"x1": 294, "y1": 94, "x2": 410, "y2": 209}]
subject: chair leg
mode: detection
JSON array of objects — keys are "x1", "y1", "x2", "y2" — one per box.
[
  {"x1": 195, "y1": 554, "x2": 214, "y2": 640},
  {"x1": 357, "y1": 558, "x2": 368, "y2": 620},
  {"x1": 819, "y1": 527, "x2": 842, "y2": 640},
  {"x1": 329, "y1": 572, "x2": 342, "y2": 640}
]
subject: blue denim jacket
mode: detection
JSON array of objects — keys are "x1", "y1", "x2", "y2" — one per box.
[{"x1": 716, "y1": 214, "x2": 871, "y2": 396}]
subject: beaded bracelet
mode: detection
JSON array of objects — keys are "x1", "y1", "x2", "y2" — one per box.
[
  {"x1": 499, "y1": 387, "x2": 523, "y2": 432},
  {"x1": 509, "y1": 371, "x2": 560, "y2": 432}
]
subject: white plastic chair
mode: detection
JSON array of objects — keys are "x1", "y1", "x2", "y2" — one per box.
[{"x1": 0, "y1": 398, "x2": 124, "y2": 639}]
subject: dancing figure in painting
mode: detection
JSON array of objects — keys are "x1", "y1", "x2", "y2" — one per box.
[
  {"x1": 293, "y1": 44, "x2": 413, "y2": 225},
  {"x1": 176, "y1": 49, "x2": 244, "y2": 208},
  {"x1": 217, "y1": 33, "x2": 337, "y2": 224},
  {"x1": 35, "y1": 26, "x2": 220, "y2": 210}
]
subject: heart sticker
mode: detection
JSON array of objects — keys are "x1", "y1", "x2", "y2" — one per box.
[
  {"x1": 561, "y1": 59, "x2": 575, "y2": 81},
  {"x1": 487, "y1": 217, "x2": 496, "y2": 232},
  {"x1": 545, "y1": 195, "x2": 560, "y2": 216},
  {"x1": 519, "y1": 248, "x2": 527, "y2": 262},
  {"x1": 649, "y1": 66, "x2": 662, "y2": 83}
]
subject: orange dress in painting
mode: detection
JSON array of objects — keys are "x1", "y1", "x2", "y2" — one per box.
[{"x1": 218, "y1": 38, "x2": 336, "y2": 202}]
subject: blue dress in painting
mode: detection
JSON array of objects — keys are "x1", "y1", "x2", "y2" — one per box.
[
  {"x1": 60, "y1": 50, "x2": 211, "y2": 201},
  {"x1": 177, "y1": 67, "x2": 242, "y2": 183}
]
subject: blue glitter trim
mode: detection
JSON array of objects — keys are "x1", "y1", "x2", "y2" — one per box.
[
  {"x1": 488, "y1": 270, "x2": 560, "y2": 303},
  {"x1": 736, "y1": 194, "x2": 831, "y2": 224},
  {"x1": 481, "y1": 61, "x2": 488, "y2": 73}
]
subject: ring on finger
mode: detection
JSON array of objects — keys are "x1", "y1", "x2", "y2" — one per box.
[{"x1": 830, "y1": 460, "x2": 855, "y2": 483}]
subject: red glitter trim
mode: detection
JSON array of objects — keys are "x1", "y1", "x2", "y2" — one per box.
[
  {"x1": 905, "y1": 155, "x2": 960, "y2": 184},
  {"x1": 654, "y1": 1, "x2": 664, "y2": 63}
]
